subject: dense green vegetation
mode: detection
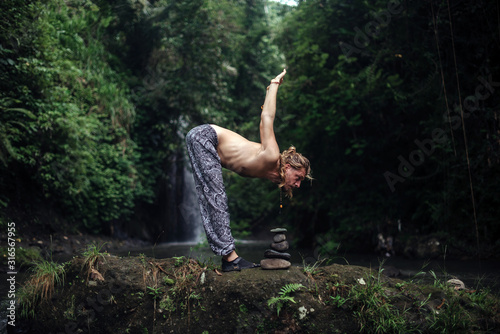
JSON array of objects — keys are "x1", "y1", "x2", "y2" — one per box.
[
  {"x1": 273, "y1": 0, "x2": 500, "y2": 255},
  {"x1": 1, "y1": 0, "x2": 499, "y2": 256}
]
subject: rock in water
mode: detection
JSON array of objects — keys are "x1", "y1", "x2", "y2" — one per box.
[
  {"x1": 264, "y1": 249, "x2": 291, "y2": 260},
  {"x1": 273, "y1": 233, "x2": 286, "y2": 243},
  {"x1": 260, "y1": 258, "x2": 291, "y2": 270},
  {"x1": 271, "y1": 240, "x2": 289, "y2": 252},
  {"x1": 270, "y1": 228, "x2": 287, "y2": 233}
]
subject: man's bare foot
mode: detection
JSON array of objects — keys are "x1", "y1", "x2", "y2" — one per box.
[{"x1": 223, "y1": 250, "x2": 238, "y2": 262}]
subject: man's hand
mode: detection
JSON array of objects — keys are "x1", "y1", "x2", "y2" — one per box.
[
  {"x1": 267, "y1": 69, "x2": 287, "y2": 90},
  {"x1": 260, "y1": 70, "x2": 285, "y2": 157},
  {"x1": 271, "y1": 69, "x2": 287, "y2": 85}
]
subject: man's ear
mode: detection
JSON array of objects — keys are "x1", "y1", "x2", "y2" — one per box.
[{"x1": 284, "y1": 163, "x2": 291, "y2": 170}]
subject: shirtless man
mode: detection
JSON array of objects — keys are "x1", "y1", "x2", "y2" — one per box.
[{"x1": 186, "y1": 69, "x2": 312, "y2": 272}]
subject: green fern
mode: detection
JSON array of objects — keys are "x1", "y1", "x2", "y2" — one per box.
[
  {"x1": 280, "y1": 283, "x2": 305, "y2": 296},
  {"x1": 267, "y1": 283, "x2": 304, "y2": 316}
]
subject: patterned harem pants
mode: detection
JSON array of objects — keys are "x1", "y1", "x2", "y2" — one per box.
[{"x1": 186, "y1": 124, "x2": 235, "y2": 256}]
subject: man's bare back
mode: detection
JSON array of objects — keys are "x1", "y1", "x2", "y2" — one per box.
[{"x1": 210, "y1": 124, "x2": 281, "y2": 181}]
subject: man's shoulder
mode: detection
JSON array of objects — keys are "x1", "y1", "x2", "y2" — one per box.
[{"x1": 257, "y1": 148, "x2": 280, "y2": 166}]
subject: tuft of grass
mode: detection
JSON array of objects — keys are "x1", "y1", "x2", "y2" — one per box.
[
  {"x1": 348, "y1": 269, "x2": 412, "y2": 333},
  {"x1": 81, "y1": 242, "x2": 107, "y2": 282},
  {"x1": 18, "y1": 259, "x2": 66, "y2": 318},
  {"x1": 302, "y1": 256, "x2": 327, "y2": 278},
  {"x1": 425, "y1": 270, "x2": 499, "y2": 333},
  {"x1": 429, "y1": 296, "x2": 471, "y2": 333}
]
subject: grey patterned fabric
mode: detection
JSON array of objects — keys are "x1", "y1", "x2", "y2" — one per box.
[{"x1": 186, "y1": 125, "x2": 235, "y2": 256}]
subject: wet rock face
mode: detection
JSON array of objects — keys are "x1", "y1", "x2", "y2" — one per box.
[{"x1": 260, "y1": 228, "x2": 291, "y2": 270}]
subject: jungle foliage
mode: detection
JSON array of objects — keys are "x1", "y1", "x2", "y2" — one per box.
[
  {"x1": 1, "y1": 0, "x2": 499, "y2": 255},
  {"x1": 272, "y1": 0, "x2": 500, "y2": 255}
]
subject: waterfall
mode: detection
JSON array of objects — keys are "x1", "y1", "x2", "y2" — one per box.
[
  {"x1": 177, "y1": 150, "x2": 203, "y2": 243},
  {"x1": 119, "y1": 120, "x2": 203, "y2": 244},
  {"x1": 162, "y1": 119, "x2": 204, "y2": 244}
]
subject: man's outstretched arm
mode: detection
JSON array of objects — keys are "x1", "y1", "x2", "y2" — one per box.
[{"x1": 259, "y1": 69, "x2": 286, "y2": 156}]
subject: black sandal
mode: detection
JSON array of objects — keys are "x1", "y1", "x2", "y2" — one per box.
[{"x1": 221, "y1": 257, "x2": 260, "y2": 272}]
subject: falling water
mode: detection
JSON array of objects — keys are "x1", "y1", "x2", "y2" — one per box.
[
  {"x1": 162, "y1": 118, "x2": 204, "y2": 244},
  {"x1": 177, "y1": 150, "x2": 203, "y2": 243}
]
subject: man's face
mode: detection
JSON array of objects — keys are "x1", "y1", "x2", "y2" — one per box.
[{"x1": 284, "y1": 165, "x2": 306, "y2": 190}]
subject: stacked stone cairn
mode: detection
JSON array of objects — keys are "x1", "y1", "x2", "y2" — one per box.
[{"x1": 260, "y1": 228, "x2": 291, "y2": 270}]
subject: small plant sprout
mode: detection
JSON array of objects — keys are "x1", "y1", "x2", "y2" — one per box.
[
  {"x1": 302, "y1": 256, "x2": 327, "y2": 278},
  {"x1": 163, "y1": 276, "x2": 175, "y2": 285},
  {"x1": 147, "y1": 286, "x2": 163, "y2": 300},
  {"x1": 267, "y1": 283, "x2": 305, "y2": 316},
  {"x1": 330, "y1": 295, "x2": 348, "y2": 307},
  {"x1": 173, "y1": 256, "x2": 186, "y2": 267}
]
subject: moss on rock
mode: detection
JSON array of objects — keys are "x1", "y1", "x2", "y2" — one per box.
[{"x1": 15, "y1": 255, "x2": 500, "y2": 333}]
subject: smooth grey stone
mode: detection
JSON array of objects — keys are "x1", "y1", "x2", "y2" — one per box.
[
  {"x1": 260, "y1": 258, "x2": 291, "y2": 270},
  {"x1": 270, "y1": 228, "x2": 287, "y2": 233},
  {"x1": 273, "y1": 233, "x2": 286, "y2": 243},
  {"x1": 264, "y1": 249, "x2": 291, "y2": 260},
  {"x1": 271, "y1": 240, "x2": 289, "y2": 252}
]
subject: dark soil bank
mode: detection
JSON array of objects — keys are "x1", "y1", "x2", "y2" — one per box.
[{"x1": 12, "y1": 254, "x2": 500, "y2": 334}]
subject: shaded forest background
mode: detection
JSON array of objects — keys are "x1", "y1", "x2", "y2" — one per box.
[{"x1": 1, "y1": 0, "x2": 499, "y2": 257}]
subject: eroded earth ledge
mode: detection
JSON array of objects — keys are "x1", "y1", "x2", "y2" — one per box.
[{"x1": 15, "y1": 254, "x2": 500, "y2": 333}]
